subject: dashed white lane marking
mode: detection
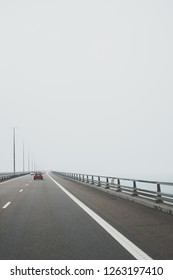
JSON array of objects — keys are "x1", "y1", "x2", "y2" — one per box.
[
  {"x1": 26, "y1": 184, "x2": 29, "y2": 186},
  {"x1": 19, "y1": 189, "x2": 23, "y2": 192},
  {"x1": 48, "y1": 173, "x2": 152, "y2": 260},
  {"x1": 2, "y1": 202, "x2": 11, "y2": 209}
]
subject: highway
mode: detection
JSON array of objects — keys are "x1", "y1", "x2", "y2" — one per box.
[{"x1": 0, "y1": 172, "x2": 173, "y2": 260}]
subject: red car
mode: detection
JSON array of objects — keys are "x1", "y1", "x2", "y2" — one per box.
[{"x1": 34, "y1": 173, "x2": 43, "y2": 180}]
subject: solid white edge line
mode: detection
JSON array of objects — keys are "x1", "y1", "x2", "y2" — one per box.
[
  {"x1": 2, "y1": 202, "x2": 11, "y2": 209},
  {"x1": 47, "y1": 173, "x2": 152, "y2": 260}
]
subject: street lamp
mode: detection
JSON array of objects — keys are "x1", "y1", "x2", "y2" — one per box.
[
  {"x1": 23, "y1": 141, "x2": 25, "y2": 172},
  {"x1": 10, "y1": 127, "x2": 17, "y2": 174},
  {"x1": 28, "y1": 150, "x2": 30, "y2": 172}
]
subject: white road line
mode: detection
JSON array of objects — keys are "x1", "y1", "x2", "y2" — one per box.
[
  {"x1": 19, "y1": 189, "x2": 23, "y2": 192},
  {"x1": 47, "y1": 173, "x2": 152, "y2": 260},
  {"x1": 2, "y1": 202, "x2": 11, "y2": 209},
  {"x1": 26, "y1": 184, "x2": 29, "y2": 186}
]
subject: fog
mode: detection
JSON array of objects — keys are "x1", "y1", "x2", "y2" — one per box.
[{"x1": 0, "y1": 0, "x2": 173, "y2": 181}]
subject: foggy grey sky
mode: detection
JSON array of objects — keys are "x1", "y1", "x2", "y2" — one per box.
[{"x1": 0, "y1": 0, "x2": 173, "y2": 181}]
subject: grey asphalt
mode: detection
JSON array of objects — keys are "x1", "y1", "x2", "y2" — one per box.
[
  {"x1": 0, "y1": 172, "x2": 173, "y2": 260},
  {"x1": 0, "y1": 174, "x2": 135, "y2": 260},
  {"x1": 50, "y1": 172, "x2": 173, "y2": 260}
]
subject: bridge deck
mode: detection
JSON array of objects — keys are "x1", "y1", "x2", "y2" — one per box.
[
  {"x1": 51, "y1": 172, "x2": 173, "y2": 260},
  {"x1": 0, "y1": 173, "x2": 172, "y2": 260}
]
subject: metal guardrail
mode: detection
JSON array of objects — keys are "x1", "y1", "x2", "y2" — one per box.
[
  {"x1": 53, "y1": 171, "x2": 173, "y2": 206},
  {"x1": 0, "y1": 172, "x2": 29, "y2": 182}
]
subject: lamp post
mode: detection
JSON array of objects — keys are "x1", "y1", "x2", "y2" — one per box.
[
  {"x1": 23, "y1": 141, "x2": 25, "y2": 172},
  {"x1": 28, "y1": 150, "x2": 30, "y2": 172},
  {"x1": 11, "y1": 127, "x2": 17, "y2": 174}
]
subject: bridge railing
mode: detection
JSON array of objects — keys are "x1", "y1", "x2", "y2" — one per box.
[
  {"x1": 0, "y1": 172, "x2": 29, "y2": 182},
  {"x1": 53, "y1": 171, "x2": 173, "y2": 206}
]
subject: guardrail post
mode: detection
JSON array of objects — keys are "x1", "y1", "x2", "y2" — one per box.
[
  {"x1": 155, "y1": 183, "x2": 163, "y2": 203},
  {"x1": 78, "y1": 174, "x2": 81, "y2": 181},
  {"x1": 90, "y1": 175, "x2": 94, "y2": 185},
  {"x1": 105, "y1": 177, "x2": 109, "y2": 189},
  {"x1": 82, "y1": 175, "x2": 85, "y2": 182},
  {"x1": 97, "y1": 176, "x2": 101, "y2": 186},
  {"x1": 86, "y1": 175, "x2": 89, "y2": 183},
  {"x1": 132, "y1": 180, "x2": 138, "y2": 196},
  {"x1": 116, "y1": 179, "x2": 121, "y2": 192}
]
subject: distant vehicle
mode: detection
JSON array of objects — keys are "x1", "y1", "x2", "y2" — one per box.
[
  {"x1": 30, "y1": 172, "x2": 34, "y2": 175},
  {"x1": 34, "y1": 173, "x2": 43, "y2": 180}
]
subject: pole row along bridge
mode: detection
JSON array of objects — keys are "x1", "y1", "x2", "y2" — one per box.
[{"x1": 0, "y1": 171, "x2": 173, "y2": 260}]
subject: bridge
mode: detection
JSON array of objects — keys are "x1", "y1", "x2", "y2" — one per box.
[{"x1": 0, "y1": 171, "x2": 173, "y2": 260}]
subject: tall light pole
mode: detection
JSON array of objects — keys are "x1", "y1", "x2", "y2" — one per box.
[
  {"x1": 28, "y1": 150, "x2": 30, "y2": 172},
  {"x1": 10, "y1": 127, "x2": 17, "y2": 174},
  {"x1": 31, "y1": 153, "x2": 33, "y2": 172},
  {"x1": 23, "y1": 141, "x2": 25, "y2": 172}
]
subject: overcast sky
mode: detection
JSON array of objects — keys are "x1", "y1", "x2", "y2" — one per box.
[{"x1": 0, "y1": 0, "x2": 173, "y2": 181}]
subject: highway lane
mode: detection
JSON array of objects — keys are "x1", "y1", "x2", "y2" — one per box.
[
  {"x1": 0, "y1": 173, "x2": 137, "y2": 260},
  {"x1": 1, "y1": 172, "x2": 173, "y2": 260},
  {"x1": 50, "y1": 172, "x2": 173, "y2": 260},
  {"x1": 0, "y1": 175, "x2": 31, "y2": 209}
]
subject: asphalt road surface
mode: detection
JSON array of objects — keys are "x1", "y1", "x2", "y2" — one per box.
[{"x1": 0, "y1": 172, "x2": 173, "y2": 260}]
